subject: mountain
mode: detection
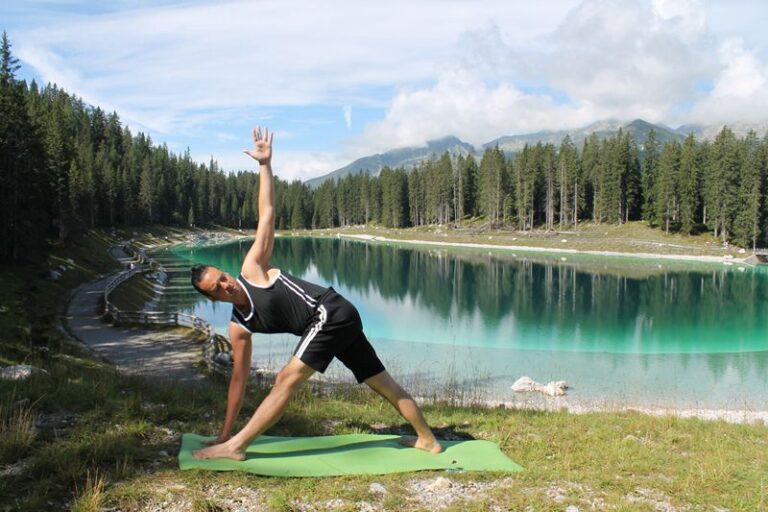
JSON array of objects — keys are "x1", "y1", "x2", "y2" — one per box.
[
  {"x1": 674, "y1": 122, "x2": 768, "y2": 140},
  {"x1": 483, "y1": 119, "x2": 685, "y2": 153},
  {"x1": 304, "y1": 118, "x2": 768, "y2": 187},
  {"x1": 304, "y1": 136, "x2": 475, "y2": 189}
]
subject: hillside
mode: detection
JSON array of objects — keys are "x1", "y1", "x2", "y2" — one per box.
[
  {"x1": 306, "y1": 119, "x2": 685, "y2": 187},
  {"x1": 483, "y1": 119, "x2": 684, "y2": 153},
  {"x1": 305, "y1": 136, "x2": 474, "y2": 189}
]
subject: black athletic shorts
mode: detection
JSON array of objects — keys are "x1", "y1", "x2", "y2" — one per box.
[{"x1": 293, "y1": 289, "x2": 385, "y2": 383}]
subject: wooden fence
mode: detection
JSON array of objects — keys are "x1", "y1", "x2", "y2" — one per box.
[{"x1": 103, "y1": 243, "x2": 233, "y2": 376}]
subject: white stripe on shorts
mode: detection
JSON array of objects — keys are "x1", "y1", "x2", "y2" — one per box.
[{"x1": 295, "y1": 305, "x2": 327, "y2": 359}]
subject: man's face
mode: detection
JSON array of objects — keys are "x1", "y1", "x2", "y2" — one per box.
[{"x1": 197, "y1": 268, "x2": 239, "y2": 302}]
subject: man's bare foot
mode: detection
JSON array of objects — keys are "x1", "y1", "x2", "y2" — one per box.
[
  {"x1": 193, "y1": 441, "x2": 246, "y2": 461},
  {"x1": 398, "y1": 436, "x2": 443, "y2": 454}
]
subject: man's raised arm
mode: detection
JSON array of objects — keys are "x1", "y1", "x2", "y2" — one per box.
[{"x1": 242, "y1": 127, "x2": 275, "y2": 281}]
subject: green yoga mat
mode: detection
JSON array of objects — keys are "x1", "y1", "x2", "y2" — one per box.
[{"x1": 179, "y1": 433, "x2": 522, "y2": 477}]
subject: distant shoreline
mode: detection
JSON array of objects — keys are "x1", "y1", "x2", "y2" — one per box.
[
  {"x1": 156, "y1": 225, "x2": 758, "y2": 268},
  {"x1": 153, "y1": 226, "x2": 758, "y2": 268},
  {"x1": 334, "y1": 233, "x2": 755, "y2": 267}
]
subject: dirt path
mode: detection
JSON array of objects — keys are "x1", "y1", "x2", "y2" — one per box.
[{"x1": 65, "y1": 246, "x2": 206, "y2": 383}]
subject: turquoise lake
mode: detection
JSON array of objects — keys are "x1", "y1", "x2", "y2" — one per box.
[{"x1": 150, "y1": 237, "x2": 768, "y2": 410}]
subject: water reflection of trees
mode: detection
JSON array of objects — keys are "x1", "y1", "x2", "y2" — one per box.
[
  {"x1": 273, "y1": 238, "x2": 768, "y2": 352},
  {"x1": 167, "y1": 237, "x2": 768, "y2": 353}
]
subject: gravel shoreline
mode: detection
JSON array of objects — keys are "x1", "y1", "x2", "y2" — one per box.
[{"x1": 337, "y1": 232, "x2": 754, "y2": 266}]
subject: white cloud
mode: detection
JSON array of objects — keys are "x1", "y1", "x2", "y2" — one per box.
[
  {"x1": 543, "y1": 0, "x2": 714, "y2": 115},
  {"x1": 652, "y1": 0, "x2": 707, "y2": 43},
  {"x1": 348, "y1": 0, "x2": 768, "y2": 158},
  {"x1": 194, "y1": 149, "x2": 348, "y2": 183},
  {"x1": 274, "y1": 151, "x2": 350, "y2": 183},
  {"x1": 8, "y1": 0, "x2": 768, "y2": 180},
  {"x1": 689, "y1": 38, "x2": 768, "y2": 124},
  {"x1": 354, "y1": 68, "x2": 594, "y2": 153},
  {"x1": 14, "y1": 0, "x2": 578, "y2": 135}
]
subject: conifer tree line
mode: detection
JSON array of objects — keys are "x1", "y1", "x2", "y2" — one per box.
[{"x1": 2, "y1": 32, "x2": 767, "y2": 262}]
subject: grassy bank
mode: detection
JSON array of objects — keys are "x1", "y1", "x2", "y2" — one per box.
[
  {"x1": 1, "y1": 227, "x2": 766, "y2": 510},
  {"x1": 290, "y1": 220, "x2": 749, "y2": 260}
]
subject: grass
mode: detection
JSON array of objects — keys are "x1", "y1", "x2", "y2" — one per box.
[
  {"x1": 0, "y1": 400, "x2": 37, "y2": 464},
  {"x1": 70, "y1": 470, "x2": 107, "y2": 512},
  {"x1": 0, "y1": 225, "x2": 766, "y2": 510}
]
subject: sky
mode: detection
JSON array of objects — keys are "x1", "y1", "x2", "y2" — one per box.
[{"x1": 2, "y1": 0, "x2": 767, "y2": 181}]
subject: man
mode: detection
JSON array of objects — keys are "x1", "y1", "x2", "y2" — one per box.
[{"x1": 191, "y1": 127, "x2": 442, "y2": 460}]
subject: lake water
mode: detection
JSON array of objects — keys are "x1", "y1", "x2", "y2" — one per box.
[{"x1": 149, "y1": 236, "x2": 768, "y2": 410}]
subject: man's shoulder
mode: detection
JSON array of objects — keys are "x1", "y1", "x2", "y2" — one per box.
[{"x1": 241, "y1": 265, "x2": 281, "y2": 286}]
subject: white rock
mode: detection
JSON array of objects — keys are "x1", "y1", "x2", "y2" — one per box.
[
  {"x1": 511, "y1": 376, "x2": 537, "y2": 392},
  {"x1": 540, "y1": 382, "x2": 566, "y2": 396},
  {"x1": 425, "y1": 476, "x2": 453, "y2": 491},
  {"x1": 369, "y1": 483, "x2": 387, "y2": 495},
  {"x1": 512, "y1": 376, "x2": 568, "y2": 396},
  {"x1": 566, "y1": 506, "x2": 580, "y2": 512},
  {"x1": 0, "y1": 365, "x2": 48, "y2": 381}
]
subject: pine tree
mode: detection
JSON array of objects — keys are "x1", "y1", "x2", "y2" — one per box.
[
  {"x1": 434, "y1": 152, "x2": 453, "y2": 224},
  {"x1": 625, "y1": 136, "x2": 642, "y2": 222},
  {"x1": 677, "y1": 134, "x2": 700, "y2": 234},
  {"x1": 408, "y1": 164, "x2": 425, "y2": 226},
  {"x1": 478, "y1": 146, "x2": 505, "y2": 226},
  {"x1": 704, "y1": 127, "x2": 740, "y2": 241},
  {"x1": 557, "y1": 135, "x2": 578, "y2": 226},
  {"x1": 460, "y1": 155, "x2": 478, "y2": 219},
  {"x1": 641, "y1": 129, "x2": 660, "y2": 224},
  {"x1": 655, "y1": 140, "x2": 681, "y2": 234},
  {"x1": 733, "y1": 131, "x2": 762, "y2": 248},
  {"x1": 541, "y1": 143, "x2": 557, "y2": 231},
  {"x1": 580, "y1": 133, "x2": 600, "y2": 223},
  {"x1": 514, "y1": 145, "x2": 535, "y2": 230},
  {"x1": 139, "y1": 159, "x2": 157, "y2": 223}
]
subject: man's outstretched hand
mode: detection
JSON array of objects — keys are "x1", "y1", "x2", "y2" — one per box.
[{"x1": 244, "y1": 126, "x2": 273, "y2": 165}]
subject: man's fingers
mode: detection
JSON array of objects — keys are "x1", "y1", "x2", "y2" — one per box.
[{"x1": 250, "y1": 126, "x2": 272, "y2": 148}]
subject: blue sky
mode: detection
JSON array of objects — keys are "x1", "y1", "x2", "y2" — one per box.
[{"x1": 2, "y1": 0, "x2": 767, "y2": 181}]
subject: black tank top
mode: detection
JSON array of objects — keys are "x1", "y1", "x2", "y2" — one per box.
[{"x1": 230, "y1": 270, "x2": 330, "y2": 335}]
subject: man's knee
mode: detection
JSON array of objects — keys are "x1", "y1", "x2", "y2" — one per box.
[
  {"x1": 275, "y1": 360, "x2": 314, "y2": 390},
  {"x1": 366, "y1": 371, "x2": 409, "y2": 399}
]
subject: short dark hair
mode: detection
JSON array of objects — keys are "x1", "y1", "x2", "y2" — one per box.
[{"x1": 190, "y1": 264, "x2": 215, "y2": 298}]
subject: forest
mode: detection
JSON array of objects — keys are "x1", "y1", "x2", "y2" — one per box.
[{"x1": 2, "y1": 32, "x2": 767, "y2": 262}]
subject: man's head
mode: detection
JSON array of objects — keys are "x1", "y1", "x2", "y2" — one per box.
[{"x1": 190, "y1": 264, "x2": 240, "y2": 303}]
